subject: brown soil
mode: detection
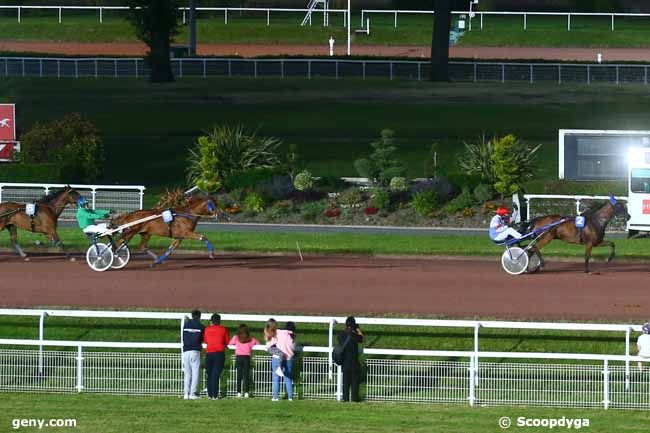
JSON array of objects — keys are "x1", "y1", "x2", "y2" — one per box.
[
  {"x1": 1, "y1": 253, "x2": 648, "y2": 321},
  {"x1": 2, "y1": 40, "x2": 650, "y2": 61}
]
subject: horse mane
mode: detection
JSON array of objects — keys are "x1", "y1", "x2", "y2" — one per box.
[
  {"x1": 37, "y1": 187, "x2": 70, "y2": 203},
  {"x1": 580, "y1": 200, "x2": 608, "y2": 218}
]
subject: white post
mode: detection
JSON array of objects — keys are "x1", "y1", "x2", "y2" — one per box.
[
  {"x1": 530, "y1": 64, "x2": 533, "y2": 84},
  {"x1": 336, "y1": 364, "x2": 342, "y2": 401},
  {"x1": 180, "y1": 317, "x2": 185, "y2": 367},
  {"x1": 567, "y1": 13, "x2": 571, "y2": 31},
  {"x1": 347, "y1": 0, "x2": 351, "y2": 55},
  {"x1": 225, "y1": 9, "x2": 228, "y2": 25},
  {"x1": 468, "y1": 356, "x2": 476, "y2": 406},
  {"x1": 267, "y1": 10, "x2": 270, "y2": 26},
  {"x1": 59, "y1": 7, "x2": 62, "y2": 24},
  {"x1": 480, "y1": 12, "x2": 483, "y2": 30},
  {"x1": 100, "y1": 7, "x2": 103, "y2": 24},
  {"x1": 76, "y1": 345, "x2": 84, "y2": 393},
  {"x1": 576, "y1": 199, "x2": 581, "y2": 214},
  {"x1": 625, "y1": 327, "x2": 631, "y2": 391},
  {"x1": 183, "y1": 10, "x2": 186, "y2": 25},
  {"x1": 524, "y1": 13, "x2": 526, "y2": 30},
  {"x1": 91, "y1": 189, "x2": 97, "y2": 209},
  {"x1": 18, "y1": 6, "x2": 20, "y2": 24},
  {"x1": 394, "y1": 11, "x2": 397, "y2": 29},
  {"x1": 611, "y1": 14, "x2": 614, "y2": 31},
  {"x1": 203, "y1": 59, "x2": 207, "y2": 78},
  {"x1": 139, "y1": 188, "x2": 144, "y2": 209},
  {"x1": 473, "y1": 323, "x2": 480, "y2": 388},
  {"x1": 38, "y1": 312, "x2": 46, "y2": 375},
  {"x1": 603, "y1": 359, "x2": 609, "y2": 409},
  {"x1": 328, "y1": 318, "x2": 335, "y2": 380}
]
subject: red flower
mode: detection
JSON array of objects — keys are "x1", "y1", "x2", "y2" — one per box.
[
  {"x1": 363, "y1": 207, "x2": 378, "y2": 215},
  {"x1": 325, "y1": 208, "x2": 341, "y2": 218}
]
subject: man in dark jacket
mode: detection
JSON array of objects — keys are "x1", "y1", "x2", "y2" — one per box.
[
  {"x1": 182, "y1": 309, "x2": 204, "y2": 399},
  {"x1": 338, "y1": 316, "x2": 364, "y2": 402}
]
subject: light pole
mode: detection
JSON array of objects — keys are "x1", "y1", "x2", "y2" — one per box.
[
  {"x1": 469, "y1": 0, "x2": 478, "y2": 32},
  {"x1": 347, "y1": 0, "x2": 351, "y2": 55}
]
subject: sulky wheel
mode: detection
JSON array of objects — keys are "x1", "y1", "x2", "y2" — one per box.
[
  {"x1": 86, "y1": 242, "x2": 114, "y2": 272},
  {"x1": 501, "y1": 247, "x2": 529, "y2": 276},
  {"x1": 111, "y1": 244, "x2": 131, "y2": 270}
]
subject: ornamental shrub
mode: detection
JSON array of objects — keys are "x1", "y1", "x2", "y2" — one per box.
[
  {"x1": 243, "y1": 192, "x2": 265, "y2": 214},
  {"x1": 293, "y1": 170, "x2": 314, "y2": 191},
  {"x1": 389, "y1": 177, "x2": 408, "y2": 192},
  {"x1": 354, "y1": 129, "x2": 406, "y2": 187},
  {"x1": 410, "y1": 190, "x2": 439, "y2": 216},
  {"x1": 371, "y1": 188, "x2": 391, "y2": 210}
]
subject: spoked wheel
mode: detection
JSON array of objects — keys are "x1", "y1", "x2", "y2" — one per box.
[
  {"x1": 527, "y1": 251, "x2": 542, "y2": 274},
  {"x1": 111, "y1": 244, "x2": 131, "y2": 270},
  {"x1": 86, "y1": 242, "x2": 114, "y2": 272},
  {"x1": 501, "y1": 247, "x2": 529, "y2": 276}
]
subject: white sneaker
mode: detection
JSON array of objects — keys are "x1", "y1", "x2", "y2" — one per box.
[
  {"x1": 275, "y1": 367, "x2": 285, "y2": 377},
  {"x1": 189, "y1": 395, "x2": 200, "y2": 400},
  {"x1": 271, "y1": 398, "x2": 279, "y2": 402},
  {"x1": 244, "y1": 392, "x2": 250, "y2": 398},
  {"x1": 183, "y1": 395, "x2": 189, "y2": 400},
  {"x1": 236, "y1": 392, "x2": 242, "y2": 398}
]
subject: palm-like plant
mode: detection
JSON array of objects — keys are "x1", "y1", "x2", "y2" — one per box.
[
  {"x1": 186, "y1": 125, "x2": 282, "y2": 192},
  {"x1": 458, "y1": 134, "x2": 496, "y2": 185}
]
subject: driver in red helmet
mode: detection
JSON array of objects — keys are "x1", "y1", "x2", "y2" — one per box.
[{"x1": 489, "y1": 207, "x2": 523, "y2": 242}]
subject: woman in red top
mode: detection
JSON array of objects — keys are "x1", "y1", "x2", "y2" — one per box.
[{"x1": 203, "y1": 313, "x2": 230, "y2": 399}]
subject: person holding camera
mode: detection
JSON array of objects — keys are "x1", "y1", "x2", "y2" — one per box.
[{"x1": 338, "y1": 316, "x2": 364, "y2": 402}]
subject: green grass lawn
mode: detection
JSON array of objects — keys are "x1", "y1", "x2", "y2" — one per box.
[
  {"x1": 2, "y1": 394, "x2": 646, "y2": 433},
  {"x1": 3, "y1": 12, "x2": 650, "y2": 48},
  {"x1": 1, "y1": 78, "x2": 650, "y2": 192},
  {"x1": 2, "y1": 227, "x2": 650, "y2": 259}
]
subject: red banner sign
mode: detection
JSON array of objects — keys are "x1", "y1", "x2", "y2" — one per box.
[
  {"x1": 0, "y1": 104, "x2": 15, "y2": 142},
  {"x1": 0, "y1": 142, "x2": 15, "y2": 160}
]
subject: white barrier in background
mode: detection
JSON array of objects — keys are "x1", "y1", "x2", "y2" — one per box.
[
  {"x1": 0, "y1": 183, "x2": 145, "y2": 219},
  {"x1": 524, "y1": 194, "x2": 628, "y2": 219}
]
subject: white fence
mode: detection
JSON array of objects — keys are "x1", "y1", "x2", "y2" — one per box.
[
  {"x1": 523, "y1": 194, "x2": 628, "y2": 229},
  {"x1": 361, "y1": 9, "x2": 650, "y2": 31},
  {"x1": 4, "y1": 57, "x2": 650, "y2": 86},
  {"x1": 1, "y1": 339, "x2": 649, "y2": 409},
  {"x1": 0, "y1": 183, "x2": 145, "y2": 219},
  {"x1": 0, "y1": 308, "x2": 647, "y2": 406}
]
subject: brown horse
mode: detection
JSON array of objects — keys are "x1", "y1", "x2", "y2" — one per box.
[
  {"x1": 0, "y1": 186, "x2": 81, "y2": 260},
  {"x1": 527, "y1": 196, "x2": 629, "y2": 273},
  {"x1": 112, "y1": 195, "x2": 217, "y2": 266}
]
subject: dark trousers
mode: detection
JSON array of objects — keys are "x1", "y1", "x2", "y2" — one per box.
[
  {"x1": 342, "y1": 365, "x2": 361, "y2": 402},
  {"x1": 235, "y1": 355, "x2": 251, "y2": 394},
  {"x1": 205, "y1": 352, "x2": 225, "y2": 398}
]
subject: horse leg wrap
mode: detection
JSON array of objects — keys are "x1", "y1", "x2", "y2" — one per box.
[
  {"x1": 13, "y1": 242, "x2": 26, "y2": 258},
  {"x1": 155, "y1": 247, "x2": 174, "y2": 265},
  {"x1": 145, "y1": 249, "x2": 158, "y2": 260},
  {"x1": 203, "y1": 238, "x2": 214, "y2": 252}
]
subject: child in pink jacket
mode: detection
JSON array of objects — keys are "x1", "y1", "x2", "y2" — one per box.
[
  {"x1": 229, "y1": 324, "x2": 259, "y2": 398},
  {"x1": 264, "y1": 319, "x2": 296, "y2": 401}
]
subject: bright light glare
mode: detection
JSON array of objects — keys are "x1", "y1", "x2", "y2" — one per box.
[{"x1": 628, "y1": 147, "x2": 647, "y2": 168}]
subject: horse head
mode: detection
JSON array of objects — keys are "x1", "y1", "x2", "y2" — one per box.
[
  {"x1": 186, "y1": 195, "x2": 218, "y2": 218},
  {"x1": 609, "y1": 195, "x2": 630, "y2": 221}
]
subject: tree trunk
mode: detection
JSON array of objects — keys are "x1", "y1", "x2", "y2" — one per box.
[
  {"x1": 430, "y1": 0, "x2": 452, "y2": 82},
  {"x1": 148, "y1": 24, "x2": 174, "y2": 82}
]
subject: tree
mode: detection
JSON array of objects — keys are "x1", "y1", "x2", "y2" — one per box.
[
  {"x1": 491, "y1": 134, "x2": 541, "y2": 198},
  {"x1": 354, "y1": 129, "x2": 406, "y2": 187},
  {"x1": 430, "y1": 0, "x2": 453, "y2": 81},
  {"x1": 127, "y1": 0, "x2": 182, "y2": 82}
]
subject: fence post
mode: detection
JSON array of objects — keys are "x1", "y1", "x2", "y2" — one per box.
[
  {"x1": 473, "y1": 323, "x2": 480, "y2": 388},
  {"x1": 183, "y1": 10, "x2": 186, "y2": 25},
  {"x1": 587, "y1": 65, "x2": 590, "y2": 85},
  {"x1": 328, "y1": 318, "x2": 335, "y2": 380},
  {"x1": 114, "y1": 59, "x2": 118, "y2": 78},
  {"x1": 394, "y1": 11, "x2": 397, "y2": 29},
  {"x1": 22, "y1": 58, "x2": 25, "y2": 77},
  {"x1": 38, "y1": 312, "x2": 46, "y2": 375},
  {"x1": 139, "y1": 188, "x2": 144, "y2": 210},
  {"x1": 567, "y1": 13, "x2": 571, "y2": 31},
  {"x1": 480, "y1": 12, "x2": 483, "y2": 30},
  {"x1": 645, "y1": 66, "x2": 648, "y2": 86},
  {"x1": 523, "y1": 13, "x2": 526, "y2": 31},
  {"x1": 94, "y1": 59, "x2": 98, "y2": 79},
  {"x1": 625, "y1": 327, "x2": 631, "y2": 391},
  {"x1": 4, "y1": 58, "x2": 7, "y2": 77},
  {"x1": 100, "y1": 7, "x2": 103, "y2": 24},
  {"x1": 389, "y1": 62, "x2": 393, "y2": 80},
  {"x1": 575, "y1": 199, "x2": 581, "y2": 214},
  {"x1": 18, "y1": 6, "x2": 20, "y2": 24},
  {"x1": 336, "y1": 364, "x2": 342, "y2": 401},
  {"x1": 362, "y1": 62, "x2": 366, "y2": 80},
  {"x1": 281, "y1": 60, "x2": 284, "y2": 78},
  {"x1": 616, "y1": 66, "x2": 619, "y2": 85},
  {"x1": 529, "y1": 64, "x2": 533, "y2": 84},
  {"x1": 91, "y1": 189, "x2": 97, "y2": 209},
  {"x1": 57, "y1": 60, "x2": 60, "y2": 79},
  {"x1": 336, "y1": 60, "x2": 339, "y2": 79},
  {"x1": 308, "y1": 61, "x2": 311, "y2": 79},
  {"x1": 417, "y1": 63, "x2": 421, "y2": 81},
  {"x1": 179, "y1": 59, "x2": 184, "y2": 78},
  {"x1": 526, "y1": 197, "x2": 531, "y2": 220},
  {"x1": 267, "y1": 10, "x2": 270, "y2": 26},
  {"x1": 253, "y1": 60, "x2": 257, "y2": 79},
  {"x1": 59, "y1": 7, "x2": 62, "y2": 24},
  {"x1": 203, "y1": 59, "x2": 207, "y2": 78},
  {"x1": 501, "y1": 64, "x2": 505, "y2": 83},
  {"x1": 468, "y1": 356, "x2": 476, "y2": 406},
  {"x1": 228, "y1": 60, "x2": 232, "y2": 77},
  {"x1": 135, "y1": 59, "x2": 139, "y2": 79},
  {"x1": 76, "y1": 345, "x2": 84, "y2": 393},
  {"x1": 225, "y1": 9, "x2": 228, "y2": 25},
  {"x1": 558, "y1": 64, "x2": 562, "y2": 84},
  {"x1": 39, "y1": 59, "x2": 43, "y2": 78},
  {"x1": 474, "y1": 63, "x2": 477, "y2": 82},
  {"x1": 603, "y1": 359, "x2": 609, "y2": 409},
  {"x1": 611, "y1": 14, "x2": 614, "y2": 31},
  {"x1": 75, "y1": 59, "x2": 78, "y2": 79}
]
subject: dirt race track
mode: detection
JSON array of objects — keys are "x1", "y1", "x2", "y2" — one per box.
[
  {"x1": 3, "y1": 40, "x2": 650, "y2": 61},
  {"x1": 1, "y1": 253, "x2": 648, "y2": 321}
]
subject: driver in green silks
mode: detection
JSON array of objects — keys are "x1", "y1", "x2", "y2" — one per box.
[{"x1": 76, "y1": 197, "x2": 111, "y2": 235}]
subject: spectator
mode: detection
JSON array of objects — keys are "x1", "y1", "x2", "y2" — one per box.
[
  {"x1": 338, "y1": 316, "x2": 364, "y2": 402},
  {"x1": 182, "y1": 309, "x2": 204, "y2": 400},
  {"x1": 638, "y1": 322, "x2": 650, "y2": 372},
  {"x1": 264, "y1": 318, "x2": 295, "y2": 401},
  {"x1": 203, "y1": 313, "x2": 230, "y2": 400},
  {"x1": 229, "y1": 324, "x2": 259, "y2": 398}
]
